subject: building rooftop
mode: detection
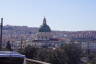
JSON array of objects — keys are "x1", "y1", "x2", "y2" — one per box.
[{"x1": 0, "y1": 51, "x2": 25, "y2": 57}]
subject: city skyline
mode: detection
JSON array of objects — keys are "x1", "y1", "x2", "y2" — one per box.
[{"x1": 0, "y1": 0, "x2": 96, "y2": 31}]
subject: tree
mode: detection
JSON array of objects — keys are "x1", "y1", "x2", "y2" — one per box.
[
  {"x1": 23, "y1": 45, "x2": 38, "y2": 59},
  {"x1": 6, "y1": 41, "x2": 12, "y2": 51},
  {"x1": 87, "y1": 53, "x2": 96, "y2": 64},
  {"x1": 63, "y1": 43, "x2": 82, "y2": 64},
  {"x1": 18, "y1": 43, "x2": 83, "y2": 64}
]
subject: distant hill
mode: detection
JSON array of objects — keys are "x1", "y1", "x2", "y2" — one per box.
[
  {"x1": 2, "y1": 25, "x2": 38, "y2": 41},
  {"x1": 3, "y1": 25, "x2": 38, "y2": 34}
]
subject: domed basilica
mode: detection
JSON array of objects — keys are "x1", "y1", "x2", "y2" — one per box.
[
  {"x1": 39, "y1": 17, "x2": 51, "y2": 32},
  {"x1": 34, "y1": 17, "x2": 53, "y2": 41},
  {"x1": 31, "y1": 17, "x2": 65, "y2": 48}
]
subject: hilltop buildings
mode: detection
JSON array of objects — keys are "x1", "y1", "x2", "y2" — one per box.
[
  {"x1": 3, "y1": 17, "x2": 68, "y2": 50},
  {"x1": 1, "y1": 18, "x2": 96, "y2": 53}
]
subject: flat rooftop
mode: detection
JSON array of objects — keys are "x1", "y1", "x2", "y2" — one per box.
[{"x1": 0, "y1": 51, "x2": 25, "y2": 57}]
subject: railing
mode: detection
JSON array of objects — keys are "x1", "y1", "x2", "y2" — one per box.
[{"x1": 25, "y1": 58, "x2": 51, "y2": 64}]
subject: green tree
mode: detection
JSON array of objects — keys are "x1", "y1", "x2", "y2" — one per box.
[
  {"x1": 6, "y1": 41, "x2": 12, "y2": 51},
  {"x1": 19, "y1": 43, "x2": 83, "y2": 64},
  {"x1": 24, "y1": 45, "x2": 38, "y2": 59},
  {"x1": 63, "y1": 43, "x2": 82, "y2": 64},
  {"x1": 87, "y1": 53, "x2": 96, "y2": 64}
]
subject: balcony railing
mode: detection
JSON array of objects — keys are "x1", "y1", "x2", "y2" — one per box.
[{"x1": 25, "y1": 58, "x2": 51, "y2": 64}]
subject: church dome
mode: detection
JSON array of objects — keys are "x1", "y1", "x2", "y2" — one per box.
[{"x1": 39, "y1": 17, "x2": 51, "y2": 32}]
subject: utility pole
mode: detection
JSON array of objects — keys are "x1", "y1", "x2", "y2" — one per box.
[
  {"x1": 21, "y1": 36, "x2": 23, "y2": 49},
  {"x1": 0, "y1": 18, "x2": 3, "y2": 50},
  {"x1": 87, "y1": 42, "x2": 90, "y2": 61}
]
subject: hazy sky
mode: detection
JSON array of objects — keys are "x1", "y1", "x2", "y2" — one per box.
[{"x1": 0, "y1": 0, "x2": 96, "y2": 31}]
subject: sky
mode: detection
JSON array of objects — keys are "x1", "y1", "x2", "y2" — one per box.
[{"x1": 0, "y1": 0, "x2": 96, "y2": 31}]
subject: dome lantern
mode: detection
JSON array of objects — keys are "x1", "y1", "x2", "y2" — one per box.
[{"x1": 39, "y1": 17, "x2": 51, "y2": 32}]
